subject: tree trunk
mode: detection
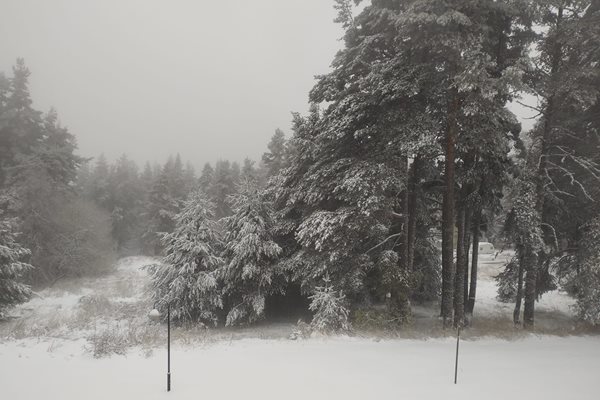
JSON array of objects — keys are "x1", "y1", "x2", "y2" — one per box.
[
  {"x1": 401, "y1": 155, "x2": 410, "y2": 269},
  {"x1": 441, "y1": 93, "x2": 459, "y2": 328},
  {"x1": 513, "y1": 246, "x2": 525, "y2": 325},
  {"x1": 463, "y1": 210, "x2": 471, "y2": 309},
  {"x1": 406, "y1": 156, "x2": 421, "y2": 273},
  {"x1": 454, "y1": 206, "x2": 466, "y2": 327},
  {"x1": 466, "y1": 207, "x2": 480, "y2": 319},
  {"x1": 523, "y1": 248, "x2": 538, "y2": 329}
]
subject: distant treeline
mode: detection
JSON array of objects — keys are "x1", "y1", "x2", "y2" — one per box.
[{"x1": 76, "y1": 136, "x2": 286, "y2": 256}]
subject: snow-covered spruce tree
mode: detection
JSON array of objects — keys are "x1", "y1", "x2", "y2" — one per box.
[
  {"x1": 0, "y1": 212, "x2": 33, "y2": 317},
  {"x1": 148, "y1": 190, "x2": 223, "y2": 325},
  {"x1": 309, "y1": 275, "x2": 351, "y2": 333},
  {"x1": 221, "y1": 178, "x2": 282, "y2": 326}
]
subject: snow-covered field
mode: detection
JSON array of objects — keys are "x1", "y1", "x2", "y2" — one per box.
[
  {"x1": 2, "y1": 336, "x2": 600, "y2": 399},
  {"x1": 1, "y1": 254, "x2": 599, "y2": 399}
]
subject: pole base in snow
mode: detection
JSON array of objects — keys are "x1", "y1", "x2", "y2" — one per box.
[
  {"x1": 454, "y1": 327, "x2": 460, "y2": 384},
  {"x1": 167, "y1": 372, "x2": 171, "y2": 392}
]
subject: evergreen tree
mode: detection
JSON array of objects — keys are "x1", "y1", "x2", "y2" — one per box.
[
  {"x1": 0, "y1": 211, "x2": 33, "y2": 316},
  {"x1": 89, "y1": 154, "x2": 111, "y2": 209},
  {"x1": 241, "y1": 158, "x2": 258, "y2": 181},
  {"x1": 183, "y1": 161, "x2": 197, "y2": 193},
  {"x1": 144, "y1": 166, "x2": 179, "y2": 254},
  {"x1": 148, "y1": 190, "x2": 223, "y2": 325},
  {"x1": 262, "y1": 128, "x2": 288, "y2": 177},
  {"x1": 198, "y1": 163, "x2": 214, "y2": 192},
  {"x1": 109, "y1": 154, "x2": 143, "y2": 251},
  {"x1": 0, "y1": 60, "x2": 113, "y2": 285},
  {"x1": 499, "y1": 0, "x2": 600, "y2": 328},
  {"x1": 208, "y1": 160, "x2": 238, "y2": 219},
  {"x1": 221, "y1": 179, "x2": 282, "y2": 326}
]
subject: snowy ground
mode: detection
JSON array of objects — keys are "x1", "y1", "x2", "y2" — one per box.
[
  {"x1": 1, "y1": 253, "x2": 599, "y2": 399},
  {"x1": 2, "y1": 336, "x2": 600, "y2": 399}
]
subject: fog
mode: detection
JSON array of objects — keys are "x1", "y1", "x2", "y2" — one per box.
[{"x1": 0, "y1": 0, "x2": 344, "y2": 167}]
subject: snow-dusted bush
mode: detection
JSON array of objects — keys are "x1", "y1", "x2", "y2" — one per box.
[
  {"x1": 88, "y1": 325, "x2": 129, "y2": 358},
  {"x1": 309, "y1": 276, "x2": 351, "y2": 333}
]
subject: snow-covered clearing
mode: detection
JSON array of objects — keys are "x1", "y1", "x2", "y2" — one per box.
[
  {"x1": 1, "y1": 336, "x2": 600, "y2": 400},
  {"x1": 1, "y1": 254, "x2": 599, "y2": 399}
]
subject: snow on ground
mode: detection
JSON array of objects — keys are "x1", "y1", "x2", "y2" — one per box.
[
  {"x1": 1, "y1": 253, "x2": 599, "y2": 399},
  {"x1": 1, "y1": 335, "x2": 600, "y2": 400},
  {"x1": 475, "y1": 251, "x2": 575, "y2": 316},
  {"x1": 0, "y1": 256, "x2": 154, "y2": 341},
  {"x1": 410, "y1": 250, "x2": 582, "y2": 336}
]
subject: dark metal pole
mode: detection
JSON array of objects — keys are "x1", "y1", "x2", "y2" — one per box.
[
  {"x1": 167, "y1": 304, "x2": 171, "y2": 392},
  {"x1": 454, "y1": 326, "x2": 460, "y2": 384}
]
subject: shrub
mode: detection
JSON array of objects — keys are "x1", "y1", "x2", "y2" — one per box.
[{"x1": 309, "y1": 275, "x2": 351, "y2": 333}]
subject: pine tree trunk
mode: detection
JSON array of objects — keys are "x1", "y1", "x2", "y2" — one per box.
[
  {"x1": 523, "y1": 248, "x2": 538, "y2": 329},
  {"x1": 513, "y1": 246, "x2": 525, "y2": 325},
  {"x1": 406, "y1": 156, "x2": 421, "y2": 273},
  {"x1": 463, "y1": 210, "x2": 471, "y2": 309},
  {"x1": 466, "y1": 207, "x2": 480, "y2": 318},
  {"x1": 441, "y1": 93, "x2": 459, "y2": 328},
  {"x1": 454, "y1": 206, "x2": 466, "y2": 327},
  {"x1": 401, "y1": 155, "x2": 410, "y2": 269}
]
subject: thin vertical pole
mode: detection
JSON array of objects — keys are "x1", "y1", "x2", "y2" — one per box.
[
  {"x1": 167, "y1": 304, "x2": 171, "y2": 392},
  {"x1": 454, "y1": 326, "x2": 460, "y2": 384}
]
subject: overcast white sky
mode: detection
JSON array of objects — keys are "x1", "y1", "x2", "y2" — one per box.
[
  {"x1": 0, "y1": 0, "x2": 344, "y2": 168},
  {"x1": 0, "y1": 0, "x2": 536, "y2": 169}
]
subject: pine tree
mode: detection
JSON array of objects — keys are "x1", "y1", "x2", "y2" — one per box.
[
  {"x1": 221, "y1": 179, "x2": 282, "y2": 326},
  {"x1": 208, "y1": 160, "x2": 238, "y2": 219},
  {"x1": 271, "y1": 0, "x2": 529, "y2": 328},
  {"x1": 0, "y1": 211, "x2": 33, "y2": 316},
  {"x1": 144, "y1": 166, "x2": 179, "y2": 254},
  {"x1": 89, "y1": 154, "x2": 111, "y2": 209},
  {"x1": 503, "y1": 0, "x2": 600, "y2": 329},
  {"x1": 0, "y1": 60, "x2": 113, "y2": 285},
  {"x1": 198, "y1": 163, "x2": 214, "y2": 192},
  {"x1": 148, "y1": 190, "x2": 223, "y2": 325},
  {"x1": 109, "y1": 154, "x2": 143, "y2": 251},
  {"x1": 183, "y1": 161, "x2": 197, "y2": 193},
  {"x1": 262, "y1": 129, "x2": 288, "y2": 178}
]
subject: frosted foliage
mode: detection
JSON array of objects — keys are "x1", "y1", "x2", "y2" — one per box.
[
  {"x1": 506, "y1": 179, "x2": 544, "y2": 252},
  {"x1": 0, "y1": 214, "x2": 33, "y2": 316},
  {"x1": 309, "y1": 276, "x2": 351, "y2": 333},
  {"x1": 222, "y1": 179, "x2": 281, "y2": 326},
  {"x1": 148, "y1": 190, "x2": 223, "y2": 325}
]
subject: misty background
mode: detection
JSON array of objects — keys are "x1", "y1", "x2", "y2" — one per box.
[{"x1": 0, "y1": 0, "x2": 345, "y2": 167}]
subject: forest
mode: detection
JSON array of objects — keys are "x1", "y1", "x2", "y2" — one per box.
[{"x1": 1, "y1": 0, "x2": 599, "y2": 338}]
